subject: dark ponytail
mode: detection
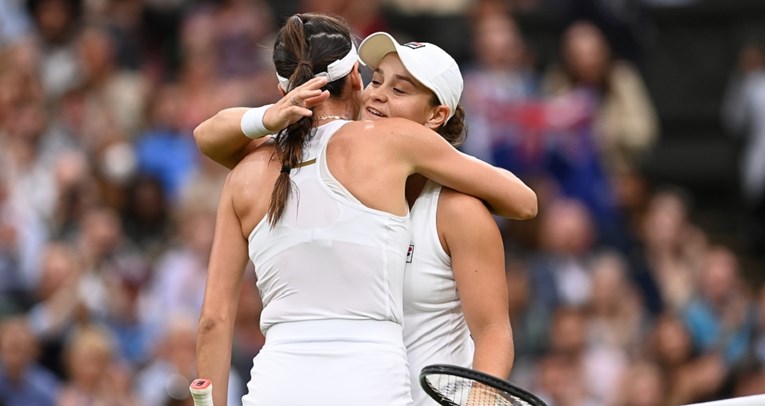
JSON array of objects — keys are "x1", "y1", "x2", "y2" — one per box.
[
  {"x1": 268, "y1": 13, "x2": 353, "y2": 227},
  {"x1": 434, "y1": 103, "x2": 468, "y2": 148}
]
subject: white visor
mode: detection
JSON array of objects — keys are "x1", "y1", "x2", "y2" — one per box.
[{"x1": 277, "y1": 42, "x2": 357, "y2": 92}]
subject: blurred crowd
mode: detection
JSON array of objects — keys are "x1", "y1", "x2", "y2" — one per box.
[{"x1": 0, "y1": 0, "x2": 763, "y2": 405}]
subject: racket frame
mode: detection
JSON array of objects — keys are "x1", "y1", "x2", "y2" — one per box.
[{"x1": 419, "y1": 364, "x2": 549, "y2": 406}]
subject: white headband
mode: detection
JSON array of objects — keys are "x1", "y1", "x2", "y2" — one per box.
[{"x1": 277, "y1": 43, "x2": 357, "y2": 92}]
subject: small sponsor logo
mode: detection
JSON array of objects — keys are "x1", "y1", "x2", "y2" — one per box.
[
  {"x1": 406, "y1": 245, "x2": 415, "y2": 263},
  {"x1": 403, "y1": 42, "x2": 426, "y2": 50}
]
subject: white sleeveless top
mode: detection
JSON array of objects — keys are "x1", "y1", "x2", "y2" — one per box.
[
  {"x1": 403, "y1": 180, "x2": 475, "y2": 406},
  {"x1": 248, "y1": 120, "x2": 412, "y2": 334}
]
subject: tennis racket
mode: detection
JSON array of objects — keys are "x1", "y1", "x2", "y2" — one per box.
[
  {"x1": 189, "y1": 378, "x2": 214, "y2": 406},
  {"x1": 420, "y1": 364, "x2": 549, "y2": 406}
]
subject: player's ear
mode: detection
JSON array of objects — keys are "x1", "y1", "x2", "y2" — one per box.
[
  {"x1": 424, "y1": 105, "x2": 449, "y2": 130},
  {"x1": 349, "y1": 62, "x2": 363, "y2": 91}
]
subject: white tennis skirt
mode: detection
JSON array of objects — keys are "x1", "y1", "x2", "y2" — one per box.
[{"x1": 242, "y1": 319, "x2": 413, "y2": 406}]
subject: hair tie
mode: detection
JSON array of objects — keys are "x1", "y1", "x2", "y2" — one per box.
[
  {"x1": 297, "y1": 60, "x2": 312, "y2": 70},
  {"x1": 281, "y1": 165, "x2": 291, "y2": 174}
]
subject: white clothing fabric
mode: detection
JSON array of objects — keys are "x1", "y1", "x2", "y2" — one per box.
[
  {"x1": 403, "y1": 180, "x2": 475, "y2": 406},
  {"x1": 243, "y1": 320, "x2": 411, "y2": 406},
  {"x1": 244, "y1": 120, "x2": 413, "y2": 405}
]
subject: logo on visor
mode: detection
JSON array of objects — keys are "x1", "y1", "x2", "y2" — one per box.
[
  {"x1": 403, "y1": 42, "x2": 426, "y2": 50},
  {"x1": 406, "y1": 245, "x2": 415, "y2": 263}
]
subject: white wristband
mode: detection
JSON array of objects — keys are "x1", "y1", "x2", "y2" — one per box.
[{"x1": 240, "y1": 104, "x2": 274, "y2": 139}]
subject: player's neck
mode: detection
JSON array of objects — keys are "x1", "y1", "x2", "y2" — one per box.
[{"x1": 314, "y1": 99, "x2": 354, "y2": 122}]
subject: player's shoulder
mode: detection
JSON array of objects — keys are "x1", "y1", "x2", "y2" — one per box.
[
  {"x1": 437, "y1": 187, "x2": 494, "y2": 224},
  {"x1": 344, "y1": 118, "x2": 425, "y2": 138},
  {"x1": 228, "y1": 140, "x2": 278, "y2": 185}
]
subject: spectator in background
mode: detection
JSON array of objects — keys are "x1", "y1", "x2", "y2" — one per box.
[
  {"x1": 461, "y1": 7, "x2": 542, "y2": 177},
  {"x1": 585, "y1": 250, "x2": 646, "y2": 353},
  {"x1": 3, "y1": 97, "x2": 58, "y2": 225},
  {"x1": 632, "y1": 188, "x2": 707, "y2": 315},
  {"x1": 0, "y1": 162, "x2": 48, "y2": 314},
  {"x1": 135, "y1": 314, "x2": 243, "y2": 406},
  {"x1": 26, "y1": 0, "x2": 81, "y2": 101},
  {"x1": 543, "y1": 21, "x2": 658, "y2": 185},
  {"x1": 682, "y1": 246, "x2": 756, "y2": 366},
  {"x1": 0, "y1": 0, "x2": 31, "y2": 48},
  {"x1": 213, "y1": 0, "x2": 277, "y2": 106},
  {"x1": 384, "y1": 0, "x2": 472, "y2": 63},
  {"x1": 140, "y1": 204, "x2": 215, "y2": 336},
  {"x1": 534, "y1": 308, "x2": 601, "y2": 406},
  {"x1": 0, "y1": 317, "x2": 60, "y2": 406},
  {"x1": 722, "y1": 40, "x2": 765, "y2": 256},
  {"x1": 74, "y1": 23, "x2": 148, "y2": 140},
  {"x1": 135, "y1": 84, "x2": 199, "y2": 202},
  {"x1": 648, "y1": 311, "x2": 727, "y2": 405},
  {"x1": 529, "y1": 198, "x2": 596, "y2": 312},
  {"x1": 120, "y1": 175, "x2": 172, "y2": 256},
  {"x1": 614, "y1": 359, "x2": 668, "y2": 406},
  {"x1": 57, "y1": 325, "x2": 137, "y2": 406},
  {"x1": 25, "y1": 242, "x2": 84, "y2": 376},
  {"x1": 174, "y1": 7, "x2": 249, "y2": 133}
]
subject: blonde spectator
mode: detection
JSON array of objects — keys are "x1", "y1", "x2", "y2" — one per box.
[
  {"x1": 58, "y1": 325, "x2": 137, "y2": 406},
  {"x1": 585, "y1": 250, "x2": 646, "y2": 352}
]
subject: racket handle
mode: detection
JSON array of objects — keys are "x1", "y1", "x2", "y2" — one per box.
[{"x1": 189, "y1": 378, "x2": 214, "y2": 406}]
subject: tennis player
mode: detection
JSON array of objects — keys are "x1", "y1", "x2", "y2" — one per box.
[
  {"x1": 196, "y1": 30, "x2": 526, "y2": 405},
  {"x1": 358, "y1": 32, "x2": 516, "y2": 405},
  {"x1": 195, "y1": 13, "x2": 535, "y2": 406}
]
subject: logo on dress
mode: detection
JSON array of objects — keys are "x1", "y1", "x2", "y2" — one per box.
[
  {"x1": 403, "y1": 42, "x2": 426, "y2": 50},
  {"x1": 406, "y1": 244, "x2": 415, "y2": 263}
]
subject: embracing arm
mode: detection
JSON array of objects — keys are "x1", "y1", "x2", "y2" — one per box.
[
  {"x1": 194, "y1": 108, "x2": 260, "y2": 169},
  {"x1": 440, "y1": 190, "x2": 514, "y2": 378},
  {"x1": 196, "y1": 175, "x2": 250, "y2": 406},
  {"x1": 392, "y1": 119, "x2": 537, "y2": 220},
  {"x1": 194, "y1": 77, "x2": 331, "y2": 169}
]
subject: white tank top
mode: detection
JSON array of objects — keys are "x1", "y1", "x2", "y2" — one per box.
[
  {"x1": 248, "y1": 120, "x2": 412, "y2": 335},
  {"x1": 403, "y1": 180, "x2": 475, "y2": 406}
]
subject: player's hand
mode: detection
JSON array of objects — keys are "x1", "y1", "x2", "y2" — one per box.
[{"x1": 264, "y1": 76, "x2": 330, "y2": 132}]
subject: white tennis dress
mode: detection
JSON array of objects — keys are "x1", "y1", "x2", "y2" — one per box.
[
  {"x1": 243, "y1": 120, "x2": 413, "y2": 406},
  {"x1": 404, "y1": 180, "x2": 475, "y2": 406}
]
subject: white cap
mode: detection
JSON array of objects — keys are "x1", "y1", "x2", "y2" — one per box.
[{"x1": 358, "y1": 32, "x2": 463, "y2": 121}]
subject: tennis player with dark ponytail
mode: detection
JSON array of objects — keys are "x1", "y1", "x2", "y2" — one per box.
[{"x1": 195, "y1": 13, "x2": 535, "y2": 406}]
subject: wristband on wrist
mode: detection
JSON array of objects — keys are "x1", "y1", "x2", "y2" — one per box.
[{"x1": 240, "y1": 104, "x2": 274, "y2": 139}]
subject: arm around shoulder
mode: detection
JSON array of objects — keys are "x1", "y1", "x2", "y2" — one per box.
[
  {"x1": 388, "y1": 119, "x2": 537, "y2": 220},
  {"x1": 194, "y1": 108, "x2": 264, "y2": 170}
]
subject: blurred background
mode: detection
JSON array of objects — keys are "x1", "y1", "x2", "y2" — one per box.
[{"x1": 0, "y1": 0, "x2": 764, "y2": 404}]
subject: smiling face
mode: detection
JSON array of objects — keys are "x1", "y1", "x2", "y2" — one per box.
[{"x1": 359, "y1": 53, "x2": 448, "y2": 129}]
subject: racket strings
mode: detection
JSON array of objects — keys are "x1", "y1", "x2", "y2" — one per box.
[{"x1": 425, "y1": 374, "x2": 534, "y2": 406}]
